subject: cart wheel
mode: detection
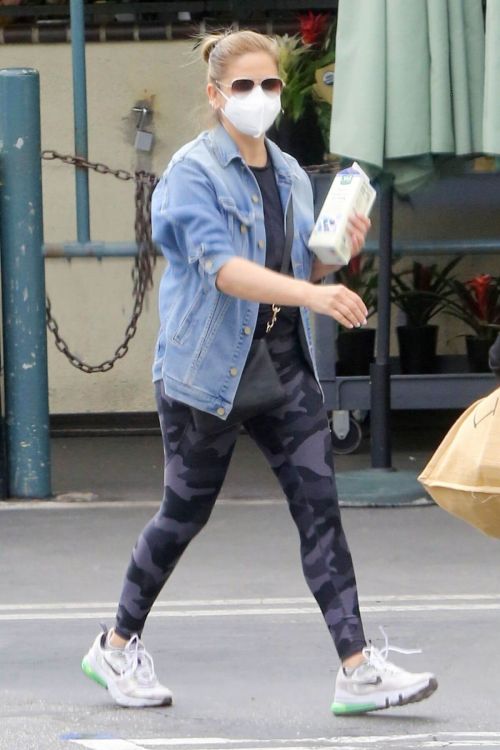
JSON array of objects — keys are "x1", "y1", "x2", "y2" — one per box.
[{"x1": 330, "y1": 415, "x2": 363, "y2": 455}]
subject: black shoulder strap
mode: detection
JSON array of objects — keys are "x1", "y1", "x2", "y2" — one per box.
[{"x1": 280, "y1": 198, "x2": 294, "y2": 275}]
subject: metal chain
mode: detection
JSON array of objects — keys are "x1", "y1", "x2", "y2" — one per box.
[
  {"x1": 42, "y1": 150, "x2": 136, "y2": 182},
  {"x1": 42, "y1": 150, "x2": 158, "y2": 373},
  {"x1": 266, "y1": 303, "x2": 281, "y2": 334}
]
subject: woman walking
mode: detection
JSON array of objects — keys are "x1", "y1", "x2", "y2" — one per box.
[{"x1": 82, "y1": 29, "x2": 437, "y2": 715}]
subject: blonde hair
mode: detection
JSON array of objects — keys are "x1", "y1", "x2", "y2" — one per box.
[{"x1": 198, "y1": 29, "x2": 280, "y2": 84}]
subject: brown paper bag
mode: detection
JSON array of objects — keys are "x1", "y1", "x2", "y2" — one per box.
[{"x1": 418, "y1": 386, "x2": 500, "y2": 538}]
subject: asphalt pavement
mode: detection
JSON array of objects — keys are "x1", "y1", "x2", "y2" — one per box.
[{"x1": 1, "y1": 418, "x2": 500, "y2": 750}]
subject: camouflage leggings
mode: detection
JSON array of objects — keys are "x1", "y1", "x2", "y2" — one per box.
[{"x1": 115, "y1": 335, "x2": 366, "y2": 661}]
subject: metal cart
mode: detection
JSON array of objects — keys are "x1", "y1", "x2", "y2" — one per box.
[{"x1": 309, "y1": 171, "x2": 500, "y2": 455}]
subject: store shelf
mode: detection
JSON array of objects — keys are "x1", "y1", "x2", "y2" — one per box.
[
  {"x1": 321, "y1": 356, "x2": 495, "y2": 412},
  {"x1": 309, "y1": 171, "x2": 500, "y2": 416}
]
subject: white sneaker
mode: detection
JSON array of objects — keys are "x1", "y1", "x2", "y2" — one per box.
[
  {"x1": 332, "y1": 628, "x2": 438, "y2": 715},
  {"x1": 81, "y1": 627, "x2": 173, "y2": 708}
]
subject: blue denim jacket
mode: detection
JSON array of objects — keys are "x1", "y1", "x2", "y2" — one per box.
[{"x1": 152, "y1": 124, "x2": 320, "y2": 419}]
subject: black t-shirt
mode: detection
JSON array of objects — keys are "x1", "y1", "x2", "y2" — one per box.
[{"x1": 249, "y1": 160, "x2": 300, "y2": 339}]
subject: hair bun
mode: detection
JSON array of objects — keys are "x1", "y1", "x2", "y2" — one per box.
[{"x1": 199, "y1": 33, "x2": 224, "y2": 64}]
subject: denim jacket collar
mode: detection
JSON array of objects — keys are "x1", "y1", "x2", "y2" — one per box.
[{"x1": 208, "y1": 124, "x2": 293, "y2": 186}]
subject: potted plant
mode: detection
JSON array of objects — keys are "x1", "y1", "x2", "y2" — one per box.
[
  {"x1": 443, "y1": 274, "x2": 500, "y2": 372},
  {"x1": 269, "y1": 12, "x2": 336, "y2": 165},
  {"x1": 335, "y1": 255, "x2": 378, "y2": 375},
  {"x1": 391, "y1": 257, "x2": 461, "y2": 374}
]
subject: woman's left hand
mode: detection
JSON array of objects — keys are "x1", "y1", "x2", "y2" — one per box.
[{"x1": 347, "y1": 212, "x2": 371, "y2": 257}]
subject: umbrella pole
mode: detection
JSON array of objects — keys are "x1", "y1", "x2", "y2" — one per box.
[
  {"x1": 370, "y1": 179, "x2": 394, "y2": 469},
  {"x1": 332, "y1": 177, "x2": 431, "y2": 505}
]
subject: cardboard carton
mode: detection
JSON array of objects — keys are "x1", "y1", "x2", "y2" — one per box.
[{"x1": 308, "y1": 162, "x2": 376, "y2": 266}]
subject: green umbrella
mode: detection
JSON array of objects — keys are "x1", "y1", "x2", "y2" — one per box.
[
  {"x1": 330, "y1": 0, "x2": 496, "y2": 194},
  {"x1": 328, "y1": 0, "x2": 499, "y2": 481},
  {"x1": 484, "y1": 0, "x2": 500, "y2": 155}
]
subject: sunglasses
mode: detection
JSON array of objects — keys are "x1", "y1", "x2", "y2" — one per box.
[{"x1": 216, "y1": 77, "x2": 284, "y2": 96}]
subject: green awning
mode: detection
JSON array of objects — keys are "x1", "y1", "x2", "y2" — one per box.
[
  {"x1": 484, "y1": 0, "x2": 500, "y2": 154},
  {"x1": 330, "y1": 0, "x2": 499, "y2": 193}
]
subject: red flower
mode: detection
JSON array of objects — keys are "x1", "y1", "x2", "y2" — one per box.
[
  {"x1": 466, "y1": 274, "x2": 493, "y2": 320},
  {"x1": 299, "y1": 11, "x2": 330, "y2": 46}
]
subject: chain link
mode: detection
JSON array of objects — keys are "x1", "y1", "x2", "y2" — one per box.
[
  {"x1": 266, "y1": 303, "x2": 281, "y2": 334},
  {"x1": 42, "y1": 150, "x2": 158, "y2": 374}
]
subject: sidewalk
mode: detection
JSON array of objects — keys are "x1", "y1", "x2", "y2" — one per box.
[{"x1": 48, "y1": 410, "x2": 456, "y2": 504}]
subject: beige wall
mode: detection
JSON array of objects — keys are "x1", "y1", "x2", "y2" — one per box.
[{"x1": 0, "y1": 41, "x2": 207, "y2": 413}]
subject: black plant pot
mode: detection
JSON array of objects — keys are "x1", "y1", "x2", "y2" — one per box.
[
  {"x1": 397, "y1": 325, "x2": 438, "y2": 374},
  {"x1": 465, "y1": 335, "x2": 495, "y2": 373},
  {"x1": 336, "y1": 327, "x2": 376, "y2": 376},
  {"x1": 267, "y1": 101, "x2": 326, "y2": 166}
]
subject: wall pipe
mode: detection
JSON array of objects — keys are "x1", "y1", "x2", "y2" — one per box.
[{"x1": 70, "y1": 0, "x2": 91, "y2": 243}]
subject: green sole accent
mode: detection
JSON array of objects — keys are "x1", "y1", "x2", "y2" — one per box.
[
  {"x1": 331, "y1": 701, "x2": 378, "y2": 715},
  {"x1": 81, "y1": 657, "x2": 108, "y2": 689}
]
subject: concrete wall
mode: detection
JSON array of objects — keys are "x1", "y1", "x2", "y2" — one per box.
[{"x1": 0, "y1": 41, "x2": 207, "y2": 414}]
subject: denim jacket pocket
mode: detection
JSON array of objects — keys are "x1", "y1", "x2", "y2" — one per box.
[
  {"x1": 171, "y1": 285, "x2": 205, "y2": 345},
  {"x1": 187, "y1": 293, "x2": 232, "y2": 382},
  {"x1": 218, "y1": 195, "x2": 254, "y2": 244}
]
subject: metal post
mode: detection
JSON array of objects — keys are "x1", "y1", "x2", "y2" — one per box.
[
  {"x1": 370, "y1": 179, "x2": 394, "y2": 469},
  {"x1": 70, "y1": 0, "x2": 91, "y2": 243},
  {"x1": 0, "y1": 68, "x2": 52, "y2": 498}
]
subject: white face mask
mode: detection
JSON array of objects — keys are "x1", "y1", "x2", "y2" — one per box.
[{"x1": 218, "y1": 85, "x2": 281, "y2": 139}]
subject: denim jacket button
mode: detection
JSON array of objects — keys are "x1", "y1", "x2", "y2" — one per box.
[
  {"x1": 258, "y1": 239, "x2": 265, "y2": 249},
  {"x1": 204, "y1": 259, "x2": 213, "y2": 270},
  {"x1": 240, "y1": 224, "x2": 247, "y2": 234},
  {"x1": 251, "y1": 194, "x2": 260, "y2": 204},
  {"x1": 243, "y1": 326, "x2": 252, "y2": 335},
  {"x1": 229, "y1": 367, "x2": 238, "y2": 376},
  {"x1": 217, "y1": 407, "x2": 225, "y2": 416}
]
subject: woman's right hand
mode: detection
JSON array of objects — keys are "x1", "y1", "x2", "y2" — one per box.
[{"x1": 304, "y1": 282, "x2": 368, "y2": 329}]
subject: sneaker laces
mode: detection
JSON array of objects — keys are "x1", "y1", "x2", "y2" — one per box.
[
  {"x1": 100, "y1": 625, "x2": 157, "y2": 685},
  {"x1": 362, "y1": 626, "x2": 422, "y2": 674},
  {"x1": 122, "y1": 634, "x2": 157, "y2": 684}
]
